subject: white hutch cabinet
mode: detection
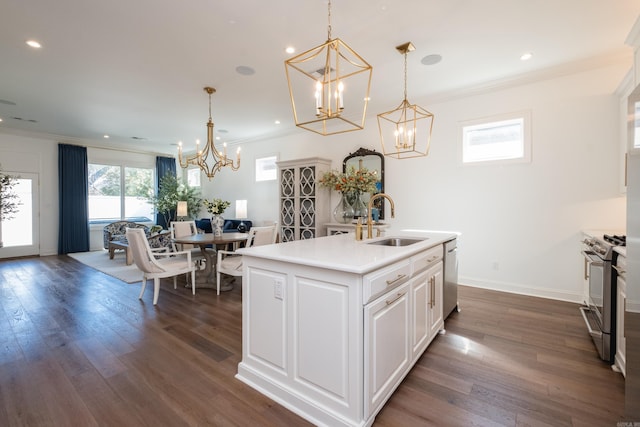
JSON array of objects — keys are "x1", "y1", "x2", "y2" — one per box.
[{"x1": 277, "y1": 157, "x2": 331, "y2": 242}]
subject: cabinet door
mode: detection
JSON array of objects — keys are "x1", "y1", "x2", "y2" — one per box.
[
  {"x1": 364, "y1": 282, "x2": 411, "y2": 418},
  {"x1": 278, "y1": 158, "x2": 331, "y2": 242},
  {"x1": 427, "y1": 261, "x2": 444, "y2": 339},
  {"x1": 298, "y1": 164, "x2": 318, "y2": 240},
  {"x1": 279, "y1": 167, "x2": 296, "y2": 242},
  {"x1": 616, "y1": 275, "x2": 627, "y2": 377},
  {"x1": 411, "y1": 271, "x2": 430, "y2": 359}
]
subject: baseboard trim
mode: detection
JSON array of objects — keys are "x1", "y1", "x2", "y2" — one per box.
[{"x1": 458, "y1": 276, "x2": 582, "y2": 304}]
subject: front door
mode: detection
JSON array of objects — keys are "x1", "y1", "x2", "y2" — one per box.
[{"x1": 0, "y1": 172, "x2": 40, "y2": 258}]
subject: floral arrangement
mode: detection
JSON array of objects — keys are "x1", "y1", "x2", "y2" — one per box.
[
  {"x1": 203, "y1": 198, "x2": 230, "y2": 215},
  {"x1": 319, "y1": 166, "x2": 378, "y2": 194}
]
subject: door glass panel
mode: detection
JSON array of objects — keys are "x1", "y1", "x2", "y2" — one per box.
[{"x1": 1, "y1": 178, "x2": 33, "y2": 247}]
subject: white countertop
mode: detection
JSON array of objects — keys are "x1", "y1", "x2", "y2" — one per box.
[{"x1": 238, "y1": 229, "x2": 458, "y2": 274}]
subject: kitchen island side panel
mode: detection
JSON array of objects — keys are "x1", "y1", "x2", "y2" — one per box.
[{"x1": 239, "y1": 256, "x2": 365, "y2": 426}]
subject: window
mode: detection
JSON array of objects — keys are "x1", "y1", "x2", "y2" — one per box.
[
  {"x1": 88, "y1": 164, "x2": 154, "y2": 223},
  {"x1": 187, "y1": 167, "x2": 201, "y2": 187},
  {"x1": 255, "y1": 155, "x2": 278, "y2": 181},
  {"x1": 461, "y1": 111, "x2": 531, "y2": 164}
]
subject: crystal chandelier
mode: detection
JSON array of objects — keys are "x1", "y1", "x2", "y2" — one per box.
[
  {"x1": 178, "y1": 87, "x2": 240, "y2": 180},
  {"x1": 377, "y1": 42, "x2": 434, "y2": 159},
  {"x1": 285, "y1": 0, "x2": 372, "y2": 136}
]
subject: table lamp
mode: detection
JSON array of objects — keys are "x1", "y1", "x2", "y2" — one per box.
[
  {"x1": 236, "y1": 200, "x2": 248, "y2": 232},
  {"x1": 177, "y1": 201, "x2": 188, "y2": 221}
]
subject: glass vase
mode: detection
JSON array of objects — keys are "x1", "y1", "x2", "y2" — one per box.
[
  {"x1": 211, "y1": 214, "x2": 224, "y2": 236},
  {"x1": 352, "y1": 192, "x2": 368, "y2": 220},
  {"x1": 333, "y1": 193, "x2": 355, "y2": 224}
]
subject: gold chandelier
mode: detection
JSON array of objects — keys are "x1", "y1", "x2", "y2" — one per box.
[
  {"x1": 285, "y1": 0, "x2": 372, "y2": 136},
  {"x1": 177, "y1": 87, "x2": 240, "y2": 180},
  {"x1": 377, "y1": 42, "x2": 434, "y2": 159}
]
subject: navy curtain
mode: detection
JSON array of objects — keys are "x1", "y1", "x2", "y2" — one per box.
[
  {"x1": 156, "y1": 156, "x2": 176, "y2": 229},
  {"x1": 58, "y1": 144, "x2": 90, "y2": 254}
]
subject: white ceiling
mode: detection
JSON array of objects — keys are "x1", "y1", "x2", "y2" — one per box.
[{"x1": 1, "y1": 0, "x2": 639, "y2": 155}]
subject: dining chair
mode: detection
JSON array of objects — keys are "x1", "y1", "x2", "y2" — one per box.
[
  {"x1": 216, "y1": 224, "x2": 278, "y2": 295},
  {"x1": 170, "y1": 220, "x2": 205, "y2": 268},
  {"x1": 126, "y1": 227, "x2": 196, "y2": 305}
]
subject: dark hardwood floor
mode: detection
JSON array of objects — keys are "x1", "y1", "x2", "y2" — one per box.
[{"x1": 0, "y1": 255, "x2": 625, "y2": 426}]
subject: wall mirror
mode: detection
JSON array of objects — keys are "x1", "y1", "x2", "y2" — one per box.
[{"x1": 343, "y1": 147, "x2": 385, "y2": 220}]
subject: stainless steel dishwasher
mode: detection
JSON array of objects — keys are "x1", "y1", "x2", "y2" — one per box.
[{"x1": 443, "y1": 239, "x2": 459, "y2": 319}]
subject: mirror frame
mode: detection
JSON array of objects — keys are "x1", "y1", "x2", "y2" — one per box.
[{"x1": 343, "y1": 147, "x2": 385, "y2": 220}]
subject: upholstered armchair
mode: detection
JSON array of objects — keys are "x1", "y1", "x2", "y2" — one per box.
[
  {"x1": 103, "y1": 221, "x2": 150, "y2": 249},
  {"x1": 147, "y1": 231, "x2": 173, "y2": 252}
]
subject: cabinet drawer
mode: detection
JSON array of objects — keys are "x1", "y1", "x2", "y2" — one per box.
[
  {"x1": 411, "y1": 245, "x2": 443, "y2": 275},
  {"x1": 363, "y1": 259, "x2": 411, "y2": 304}
]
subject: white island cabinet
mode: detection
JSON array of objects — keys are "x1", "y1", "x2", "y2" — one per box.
[{"x1": 236, "y1": 231, "x2": 456, "y2": 427}]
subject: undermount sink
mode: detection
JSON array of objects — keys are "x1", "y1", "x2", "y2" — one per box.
[{"x1": 366, "y1": 237, "x2": 426, "y2": 247}]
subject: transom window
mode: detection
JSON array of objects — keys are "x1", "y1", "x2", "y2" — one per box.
[{"x1": 461, "y1": 111, "x2": 531, "y2": 164}]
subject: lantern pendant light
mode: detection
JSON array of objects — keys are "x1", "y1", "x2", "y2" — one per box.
[
  {"x1": 377, "y1": 42, "x2": 434, "y2": 159},
  {"x1": 285, "y1": 0, "x2": 373, "y2": 136}
]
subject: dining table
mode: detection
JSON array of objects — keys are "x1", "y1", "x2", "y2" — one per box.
[{"x1": 171, "y1": 232, "x2": 248, "y2": 291}]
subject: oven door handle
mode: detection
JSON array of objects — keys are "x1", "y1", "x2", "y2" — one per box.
[
  {"x1": 581, "y1": 250, "x2": 604, "y2": 266},
  {"x1": 581, "y1": 250, "x2": 603, "y2": 280}
]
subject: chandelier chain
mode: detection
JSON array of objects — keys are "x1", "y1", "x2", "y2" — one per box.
[
  {"x1": 208, "y1": 91, "x2": 212, "y2": 120},
  {"x1": 403, "y1": 51, "x2": 408, "y2": 101},
  {"x1": 327, "y1": 0, "x2": 332, "y2": 40}
]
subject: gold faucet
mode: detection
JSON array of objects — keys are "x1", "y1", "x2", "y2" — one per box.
[{"x1": 366, "y1": 193, "x2": 395, "y2": 239}]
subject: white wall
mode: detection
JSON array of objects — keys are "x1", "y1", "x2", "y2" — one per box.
[
  {"x1": 201, "y1": 62, "x2": 628, "y2": 303},
  {"x1": 0, "y1": 62, "x2": 628, "y2": 302}
]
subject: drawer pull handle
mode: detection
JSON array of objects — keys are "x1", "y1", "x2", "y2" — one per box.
[
  {"x1": 386, "y1": 292, "x2": 406, "y2": 305},
  {"x1": 386, "y1": 274, "x2": 407, "y2": 286},
  {"x1": 429, "y1": 277, "x2": 435, "y2": 308}
]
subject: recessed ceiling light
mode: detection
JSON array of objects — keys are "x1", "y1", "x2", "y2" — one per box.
[
  {"x1": 236, "y1": 65, "x2": 255, "y2": 76},
  {"x1": 103, "y1": 135, "x2": 110, "y2": 139},
  {"x1": 520, "y1": 52, "x2": 533, "y2": 61},
  {"x1": 0, "y1": 118, "x2": 3, "y2": 122},
  {"x1": 26, "y1": 40, "x2": 41, "y2": 48},
  {"x1": 421, "y1": 54, "x2": 442, "y2": 66},
  {"x1": 275, "y1": 120, "x2": 281, "y2": 125},
  {"x1": 285, "y1": 46, "x2": 295, "y2": 54}
]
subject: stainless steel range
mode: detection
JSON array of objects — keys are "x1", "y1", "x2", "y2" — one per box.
[{"x1": 580, "y1": 233, "x2": 625, "y2": 363}]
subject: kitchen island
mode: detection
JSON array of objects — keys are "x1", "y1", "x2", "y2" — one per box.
[{"x1": 235, "y1": 230, "x2": 457, "y2": 427}]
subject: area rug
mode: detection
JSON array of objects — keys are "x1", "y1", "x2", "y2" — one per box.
[{"x1": 68, "y1": 250, "x2": 142, "y2": 283}]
